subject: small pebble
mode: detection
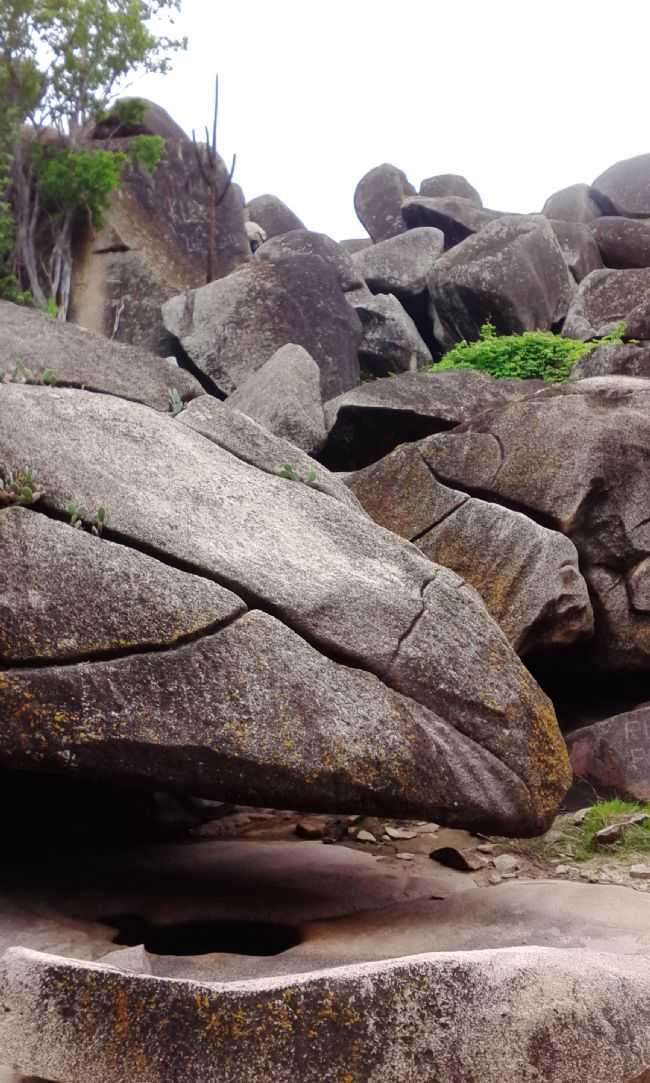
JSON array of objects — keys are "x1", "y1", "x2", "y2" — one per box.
[
  {"x1": 356, "y1": 830, "x2": 377, "y2": 844},
  {"x1": 487, "y1": 871, "x2": 502, "y2": 885},
  {"x1": 630, "y1": 864, "x2": 650, "y2": 880},
  {"x1": 477, "y1": 843, "x2": 495, "y2": 854},
  {"x1": 493, "y1": 853, "x2": 520, "y2": 872},
  {"x1": 395, "y1": 852, "x2": 416, "y2": 861},
  {"x1": 384, "y1": 825, "x2": 418, "y2": 841}
]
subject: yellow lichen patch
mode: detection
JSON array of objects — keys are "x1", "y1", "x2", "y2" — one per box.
[{"x1": 114, "y1": 990, "x2": 129, "y2": 1037}]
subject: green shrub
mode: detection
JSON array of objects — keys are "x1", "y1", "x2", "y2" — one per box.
[
  {"x1": 574, "y1": 798, "x2": 650, "y2": 861},
  {"x1": 430, "y1": 322, "x2": 624, "y2": 383}
]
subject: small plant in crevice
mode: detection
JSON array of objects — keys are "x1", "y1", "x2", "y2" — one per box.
[
  {"x1": 278, "y1": 464, "x2": 318, "y2": 485},
  {"x1": 0, "y1": 361, "x2": 57, "y2": 386},
  {"x1": 167, "y1": 387, "x2": 184, "y2": 417},
  {"x1": 67, "y1": 502, "x2": 110, "y2": 537},
  {"x1": 0, "y1": 465, "x2": 43, "y2": 506}
]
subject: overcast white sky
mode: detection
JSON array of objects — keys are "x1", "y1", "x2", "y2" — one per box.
[{"x1": 128, "y1": 0, "x2": 650, "y2": 240}]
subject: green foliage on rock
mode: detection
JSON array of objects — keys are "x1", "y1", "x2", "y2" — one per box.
[
  {"x1": 575, "y1": 799, "x2": 650, "y2": 861},
  {"x1": 430, "y1": 323, "x2": 624, "y2": 383}
]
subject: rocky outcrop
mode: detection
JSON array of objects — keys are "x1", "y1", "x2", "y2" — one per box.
[
  {"x1": 0, "y1": 299, "x2": 201, "y2": 411},
  {"x1": 225, "y1": 344, "x2": 326, "y2": 453},
  {"x1": 571, "y1": 343, "x2": 650, "y2": 379},
  {"x1": 401, "y1": 196, "x2": 499, "y2": 248},
  {"x1": 567, "y1": 704, "x2": 650, "y2": 800},
  {"x1": 255, "y1": 229, "x2": 363, "y2": 292},
  {"x1": 349, "y1": 442, "x2": 593, "y2": 656},
  {"x1": 161, "y1": 255, "x2": 362, "y2": 400},
  {"x1": 428, "y1": 216, "x2": 575, "y2": 350},
  {"x1": 420, "y1": 174, "x2": 482, "y2": 206},
  {"x1": 0, "y1": 383, "x2": 570, "y2": 833},
  {"x1": 563, "y1": 268, "x2": 650, "y2": 339},
  {"x1": 245, "y1": 194, "x2": 305, "y2": 238},
  {"x1": 542, "y1": 183, "x2": 608, "y2": 223},
  {"x1": 548, "y1": 220, "x2": 603, "y2": 282},
  {"x1": 354, "y1": 163, "x2": 415, "y2": 242},
  {"x1": 591, "y1": 217, "x2": 650, "y2": 268},
  {"x1": 351, "y1": 293, "x2": 432, "y2": 374},
  {"x1": 592, "y1": 153, "x2": 650, "y2": 217},
  {"x1": 351, "y1": 227, "x2": 444, "y2": 297}
]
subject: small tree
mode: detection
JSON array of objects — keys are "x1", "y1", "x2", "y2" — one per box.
[{"x1": 0, "y1": 0, "x2": 186, "y2": 314}]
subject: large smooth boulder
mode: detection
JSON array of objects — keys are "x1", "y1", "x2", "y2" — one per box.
[
  {"x1": 563, "y1": 268, "x2": 650, "y2": 339},
  {"x1": 321, "y1": 369, "x2": 541, "y2": 471},
  {"x1": 0, "y1": 384, "x2": 570, "y2": 833},
  {"x1": 419, "y1": 173, "x2": 482, "y2": 206},
  {"x1": 351, "y1": 227, "x2": 444, "y2": 297},
  {"x1": 549, "y1": 220, "x2": 603, "y2": 282},
  {"x1": 162, "y1": 255, "x2": 362, "y2": 400},
  {"x1": 0, "y1": 299, "x2": 201, "y2": 411},
  {"x1": 402, "y1": 196, "x2": 498, "y2": 248},
  {"x1": 418, "y1": 377, "x2": 650, "y2": 669},
  {"x1": 591, "y1": 217, "x2": 650, "y2": 268},
  {"x1": 567, "y1": 704, "x2": 650, "y2": 800},
  {"x1": 542, "y1": 183, "x2": 609, "y2": 223},
  {"x1": 592, "y1": 154, "x2": 650, "y2": 218},
  {"x1": 428, "y1": 216, "x2": 575, "y2": 349},
  {"x1": 571, "y1": 343, "x2": 650, "y2": 380},
  {"x1": 354, "y1": 163, "x2": 415, "y2": 242},
  {"x1": 225, "y1": 344, "x2": 326, "y2": 453},
  {"x1": 88, "y1": 98, "x2": 188, "y2": 142},
  {"x1": 70, "y1": 118, "x2": 250, "y2": 353},
  {"x1": 349, "y1": 442, "x2": 593, "y2": 656},
  {"x1": 254, "y1": 229, "x2": 363, "y2": 292},
  {"x1": 351, "y1": 293, "x2": 432, "y2": 375},
  {"x1": 245, "y1": 194, "x2": 305, "y2": 238}
]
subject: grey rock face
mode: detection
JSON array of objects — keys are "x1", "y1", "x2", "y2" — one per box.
[
  {"x1": 226, "y1": 344, "x2": 326, "y2": 454},
  {"x1": 255, "y1": 229, "x2": 363, "y2": 291},
  {"x1": 351, "y1": 293, "x2": 432, "y2": 375},
  {"x1": 548, "y1": 220, "x2": 603, "y2": 282},
  {"x1": 563, "y1": 268, "x2": 650, "y2": 339},
  {"x1": 402, "y1": 196, "x2": 499, "y2": 248},
  {"x1": 542, "y1": 183, "x2": 608, "y2": 223},
  {"x1": 418, "y1": 377, "x2": 650, "y2": 669},
  {"x1": 428, "y1": 215, "x2": 575, "y2": 349},
  {"x1": 625, "y1": 299, "x2": 650, "y2": 339},
  {"x1": 591, "y1": 217, "x2": 650, "y2": 268},
  {"x1": 592, "y1": 153, "x2": 650, "y2": 217},
  {"x1": 339, "y1": 238, "x2": 372, "y2": 254},
  {"x1": 420, "y1": 174, "x2": 483, "y2": 206},
  {"x1": 352, "y1": 227, "x2": 445, "y2": 297},
  {"x1": 354, "y1": 163, "x2": 415, "y2": 242},
  {"x1": 349, "y1": 442, "x2": 593, "y2": 656},
  {"x1": 0, "y1": 384, "x2": 570, "y2": 833},
  {"x1": 567, "y1": 704, "x2": 650, "y2": 801},
  {"x1": 571, "y1": 343, "x2": 650, "y2": 380},
  {"x1": 0, "y1": 299, "x2": 201, "y2": 411},
  {"x1": 245, "y1": 194, "x2": 305, "y2": 237},
  {"x1": 162, "y1": 255, "x2": 362, "y2": 400}
]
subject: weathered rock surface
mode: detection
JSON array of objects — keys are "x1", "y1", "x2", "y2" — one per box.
[
  {"x1": 625, "y1": 299, "x2": 650, "y2": 339},
  {"x1": 402, "y1": 196, "x2": 498, "y2": 248},
  {"x1": 591, "y1": 217, "x2": 650, "y2": 268},
  {"x1": 321, "y1": 369, "x2": 539, "y2": 471},
  {"x1": 354, "y1": 163, "x2": 415, "y2": 242},
  {"x1": 351, "y1": 227, "x2": 444, "y2": 296},
  {"x1": 349, "y1": 442, "x2": 593, "y2": 655},
  {"x1": 245, "y1": 194, "x2": 305, "y2": 238},
  {"x1": 592, "y1": 153, "x2": 650, "y2": 218},
  {"x1": 70, "y1": 121, "x2": 250, "y2": 353},
  {"x1": 417, "y1": 377, "x2": 650, "y2": 668},
  {"x1": 254, "y1": 229, "x2": 363, "y2": 292},
  {"x1": 563, "y1": 268, "x2": 650, "y2": 339},
  {"x1": 549, "y1": 219, "x2": 603, "y2": 282},
  {"x1": 351, "y1": 293, "x2": 432, "y2": 374},
  {"x1": 571, "y1": 343, "x2": 650, "y2": 380},
  {"x1": 420, "y1": 174, "x2": 482, "y2": 206},
  {"x1": 428, "y1": 215, "x2": 575, "y2": 349},
  {"x1": 542, "y1": 183, "x2": 608, "y2": 223},
  {"x1": 338, "y1": 238, "x2": 372, "y2": 254},
  {"x1": 161, "y1": 255, "x2": 362, "y2": 399},
  {"x1": 0, "y1": 299, "x2": 201, "y2": 411},
  {"x1": 567, "y1": 704, "x2": 650, "y2": 801},
  {"x1": 226, "y1": 344, "x2": 326, "y2": 453},
  {"x1": 0, "y1": 384, "x2": 570, "y2": 832}
]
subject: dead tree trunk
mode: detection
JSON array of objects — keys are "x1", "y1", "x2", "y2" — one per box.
[{"x1": 192, "y1": 74, "x2": 236, "y2": 284}]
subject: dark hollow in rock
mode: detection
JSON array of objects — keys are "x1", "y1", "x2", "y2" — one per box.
[
  {"x1": 101, "y1": 913, "x2": 301, "y2": 957},
  {"x1": 319, "y1": 406, "x2": 454, "y2": 472}
]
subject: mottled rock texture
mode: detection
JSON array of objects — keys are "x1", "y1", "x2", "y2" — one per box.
[
  {"x1": 563, "y1": 268, "x2": 650, "y2": 339},
  {"x1": 567, "y1": 704, "x2": 650, "y2": 801},
  {"x1": 354, "y1": 163, "x2": 415, "y2": 242}
]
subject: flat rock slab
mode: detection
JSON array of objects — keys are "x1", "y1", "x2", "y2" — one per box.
[{"x1": 0, "y1": 299, "x2": 201, "y2": 411}]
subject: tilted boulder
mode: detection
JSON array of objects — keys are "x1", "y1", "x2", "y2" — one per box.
[
  {"x1": 428, "y1": 215, "x2": 575, "y2": 350},
  {"x1": 354, "y1": 163, "x2": 415, "y2": 242},
  {"x1": 349, "y1": 441, "x2": 593, "y2": 656},
  {"x1": 418, "y1": 377, "x2": 650, "y2": 669},
  {"x1": 563, "y1": 268, "x2": 650, "y2": 339},
  {"x1": 591, "y1": 217, "x2": 650, "y2": 268},
  {"x1": 225, "y1": 344, "x2": 326, "y2": 454},
  {"x1": 419, "y1": 173, "x2": 482, "y2": 206},
  {"x1": 592, "y1": 153, "x2": 650, "y2": 217},
  {"x1": 255, "y1": 229, "x2": 363, "y2": 292},
  {"x1": 0, "y1": 384, "x2": 570, "y2": 834},
  {"x1": 548, "y1": 220, "x2": 603, "y2": 282},
  {"x1": 567, "y1": 703, "x2": 650, "y2": 801},
  {"x1": 351, "y1": 227, "x2": 444, "y2": 297},
  {"x1": 402, "y1": 196, "x2": 499, "y2": 248},
  {"x1": 571, "y1": 343, "x2": 650, "y2": 380},
  {"x1": 162, "y1": 255, "x2": 362, "y2": 400},
  {"x1": 0, "y1": 299, "x2": 201, "y2": 411},
  {"x1": 542, "y1": 183, "x2": 609, "y2": 223},
  {"x1": 245, "y1": 194, "x2": 305, "y2": 238},
  {"x1": 351, "y1": 293, "x2": 432, "y2": 375}
]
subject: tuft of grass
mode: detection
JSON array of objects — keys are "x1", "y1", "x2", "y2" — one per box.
[{"x1": 574, "y1": 798, "x2": 650, "y2": 861}]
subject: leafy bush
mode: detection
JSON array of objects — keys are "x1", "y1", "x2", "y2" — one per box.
[
  {"x1": 575, "y1": 798, "x2": 650, "y2": 861},
  {"x1": 430, "y1": 323, "x2": 623, "y2": 383}
]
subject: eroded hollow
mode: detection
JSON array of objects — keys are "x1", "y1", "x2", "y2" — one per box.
[{"x1": 101, "y1": 912, "x2": 302, "y2": 957}]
